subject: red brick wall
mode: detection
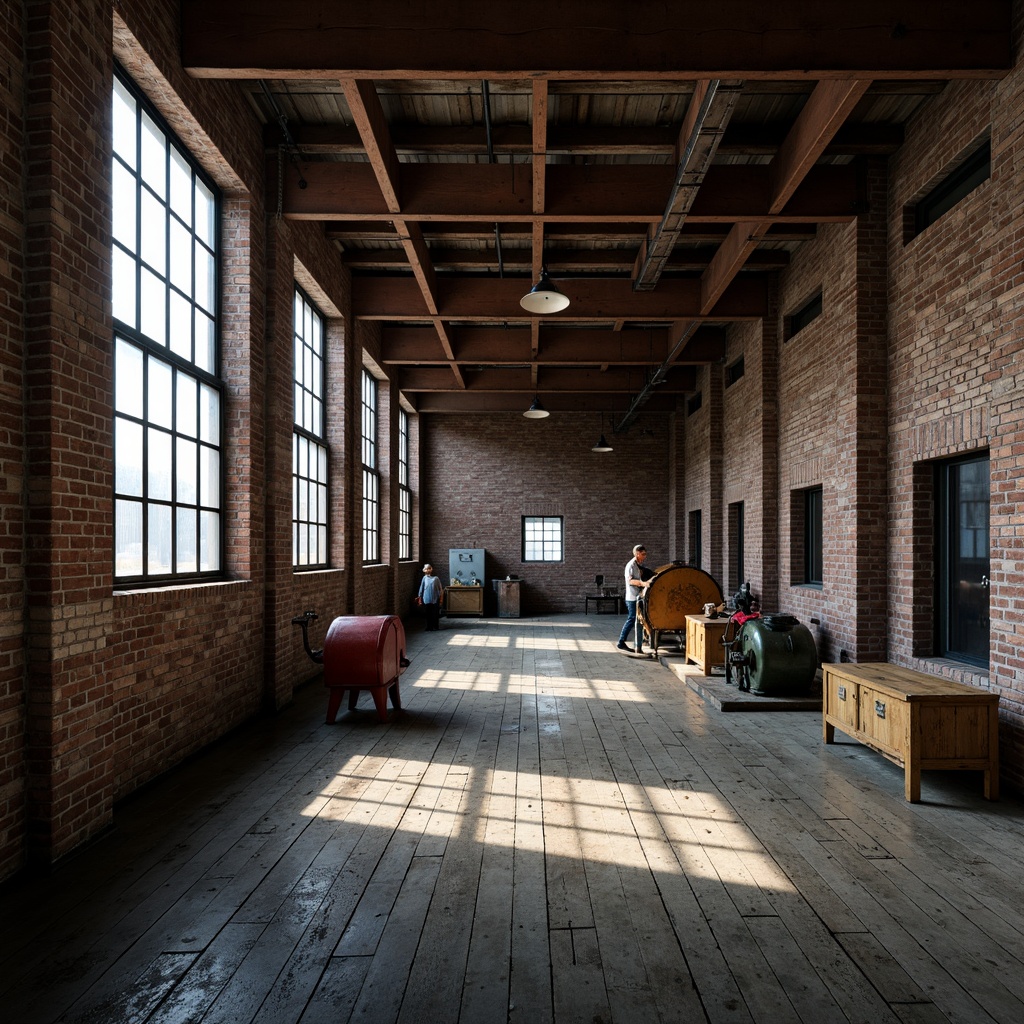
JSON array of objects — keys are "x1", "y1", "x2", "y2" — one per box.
[
  {"x1": 263, "y1": 216, "x2": 352, "y2": 708},
  {"x1": 423, "y1": 412, "x2": 671, "y2": 613},
  {"x1": 888, "y1": 52, "x2": 1024, "y2": 787},
  {"x1": 0, "y1": 0, "x2": 27, "y2": 882}
]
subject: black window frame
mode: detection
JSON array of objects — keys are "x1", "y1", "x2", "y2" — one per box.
[
  {"x1": 398, "y1": 408, "x2": 412, "y2": 561},
  {"x1": 292, "y1": 285, "x2": 329, "y2": 570},
  {"x1": 912, "y1": 140, "x2": 991, "y2": 239},
  {"x1": 111, "y1": 64, "x2": 224, "y2": 585},
  {"x1": 522, "y1": 516, "x2": 564, "y2": 563},
  {"x1": 361, "y1": 370, "x2": 380, "y2": 564},
  {"x1": 803, "y1": 486, "x2": 823, "y2": 586},
  {"x1": 786, "y1": 291, "x2": 822, "y2": 341},
  {"x1": 935, "y1": 453, "x2": 990, "y2": 667}
]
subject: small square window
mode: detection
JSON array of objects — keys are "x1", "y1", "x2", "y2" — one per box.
[{"x1": 523, "y1": 516, "x2": 563, "y2": 562}]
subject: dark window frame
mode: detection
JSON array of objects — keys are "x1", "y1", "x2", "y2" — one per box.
[
  {"x1": 398, "y1": 408, "x2": 412, "y2": 561},
  {"x1": 292, "y1": 285, "x2": 329, "y2": 570},
  {"x1": 934, "y1": 453, "x2": 990, "y2": 667},
  {"x1": 361, "y1": 370, "x2": 380, "y2": 564},
  {"x1": 803, "y1": 486, "x2": 824, "y2": 586},
  {"x1": 912, "y1": 140, "x2": 991, "y2": 239},
  {"x1": 785, "y1": 291, "x2": 822, "y2": 341},
  {"x1": 112, "y1": 64, "x2": 224, "y2": 585},
  {"x1": 522, "y1": 516, "x2": 564, "y2": 563}
]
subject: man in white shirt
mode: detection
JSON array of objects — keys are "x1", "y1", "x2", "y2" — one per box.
[{"x1": 617, "y1": 544, "x2": 652, "y2": 653}]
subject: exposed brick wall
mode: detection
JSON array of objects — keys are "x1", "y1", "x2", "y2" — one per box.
[
  {"x1": 4, "y1": 0, "x2": 1024, "y2": 881},
  {"x1": 263, "y1": 216, "x2": 352, "y2": 708},
  {"x1": 0, "y1": 0, "x2": 27, "y2": 881},
  {"x1": 888, "y1": 37, "x2": 1024, "y2": 789},
  {"x1": 423, "y1": 412, "x2": 671, "y2": 613},
  {"x1": 23, "y1": 0, "x2": 117, "y2": 867}
]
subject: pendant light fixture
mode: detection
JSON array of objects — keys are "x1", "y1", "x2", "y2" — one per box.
[
  {"x1": 523, "y1": 395, "x2": 549, "y2": 419},
  {"x1": 591, "y1": 412, "x2": 613, "y2": 452},
  {"x1": 520, "y1": 266, "x2": 570, "y2": 313}
]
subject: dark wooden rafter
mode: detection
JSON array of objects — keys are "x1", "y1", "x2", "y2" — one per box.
[
  {"x1": 340, "y1": 77, "x2": 465, "y2": 387},
  {"x1": 264, "y1": 121, "x2": 907, "y2": 159},
  {"x1": 701, "y1": 78, "x2": 871, "y2": 313},
  {"x1": 182, "y1": 1, "x2": 1011, "y2": 80},
  {"x1": 632, "y1": 80, "x2": 741, "y2": 291},
  {"x1": 353, "y1": 275, "x2": 768, "y2": 321},
  {"x1": 179, "y1": 1, "x2": 1012, "y2": 414},
  {"x1": 381, "y1": 326, "x2": 726, "y2": 365},
  {"x1": 282, "y1": 163, "x2": 861, "y2": 222}
]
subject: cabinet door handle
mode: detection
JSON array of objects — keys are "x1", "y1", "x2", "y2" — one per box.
[
  {"x1": 837, "y1": 685, "x2": 847, "y2": 701},
  {"x1": 874, "y1": 699, "x2": 886, "y2": 719}
]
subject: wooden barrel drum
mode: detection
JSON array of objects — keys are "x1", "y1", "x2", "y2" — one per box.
[{"x1": 637, "y1": 564, "x2": 724, "y2": 654}]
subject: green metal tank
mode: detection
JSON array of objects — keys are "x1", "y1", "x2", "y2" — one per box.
[{"x1": 736, "y1": 615, "x2": 817, "y2": 696}]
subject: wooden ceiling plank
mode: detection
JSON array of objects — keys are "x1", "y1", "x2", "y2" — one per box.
[{"x1": 183, "y1": 1, "x2": 1012, "y2": 80}]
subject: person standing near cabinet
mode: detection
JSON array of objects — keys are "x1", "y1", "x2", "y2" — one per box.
[
  {"x1": 418, "y1": 563, "x2": 445, "y2": 631},
  {"x1": 617, "y1": 544, "x2": 652, "y2": 653}
]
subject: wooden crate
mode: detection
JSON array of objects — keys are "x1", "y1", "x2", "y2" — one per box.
[
  {"x1": 822, "y1": 662, "x2": 999, "y2": 802},
  {"x1": 446, "y1": 586, "x2": 484, "y2": 616}
]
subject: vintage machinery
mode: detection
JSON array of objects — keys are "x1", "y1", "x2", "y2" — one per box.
[
  {"x1": 292, "y1": 610, "x2": 409, "y2": 723},
  {"x1": 720, "y1": 586, "x2": 817, "y2": 696},
  {"x1": 637, "y1": 563, "x2": 724, "y2": 654}
]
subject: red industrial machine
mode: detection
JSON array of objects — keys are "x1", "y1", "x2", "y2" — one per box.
[{"x1": 292, "y1": 611, "x2": 409, "y2": 723}]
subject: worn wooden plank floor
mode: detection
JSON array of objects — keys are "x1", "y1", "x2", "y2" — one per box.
[{"x1": 3, "y1": 613, "x2": 1024, "y2": 1024}]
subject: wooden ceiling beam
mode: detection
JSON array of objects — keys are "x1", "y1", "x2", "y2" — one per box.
[
  {"x1": 353, "y1": 275, "x2": 767, "y2": 320},
  {"x1": 183, "y1": 1, "x2": 1011, "y2": 80},
  {"x1": 327, "y1": 222, "x2": 814, "y2": 243},
  {"x1": 341, "y1": 247, "x2": 791, "y2": 271},
  {"x1": 398, "y1": 365, "x2": 696, "y2": 393},
  {"x1": 340, "y1": 78, "x2": 465, "y2": 387},
  {"x1": 381, "y1": 326, "x2": 726, "y2": 364},
  {"x1": 413, "y1": 392, "x2": 680, "y2": 414},
  {"x1": 284, "y1": 163, "x2": 860, "y2": 222},
  {"x1": 265, "y1": 121, "x2": 906, "y2": 157},
  {"x1": 633, "y1": 80, "x2": 741, "y2": 290},
  {"x1": 700, "y1": 79, "x2": 871, "y2": 313}
]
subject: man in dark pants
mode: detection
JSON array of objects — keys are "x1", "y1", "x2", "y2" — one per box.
[
  {"x1": 617, "y1": 544, "x2": 652, "y2": 653},
  {"x1": 418, "y1": 563, "x2": 445, "y2": 631}
]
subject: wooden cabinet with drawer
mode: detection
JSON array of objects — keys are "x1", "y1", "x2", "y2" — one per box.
[
  {"x1": 822, "y1": 662, "x2": 999, "y2": 803},
  {"x1": 685, "y1": 614, "x2": 729, "y2": 674}
]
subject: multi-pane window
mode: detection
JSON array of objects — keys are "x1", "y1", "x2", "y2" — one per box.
[
  {"x1": 398, "y1": 409, "x2": 411, "y2": 561},
  {"x1": 523, "y1": 516, "x2": 563, "y2": 561},
  {"x1": 361, "y1": 370, "x2": 379, "y2": 562},
  {"x1": 112, "y1": 69, "x2": 222, "y2": 581},
  {"x1": 293, "y1": 287, "x2": 328, "y2": 568}
]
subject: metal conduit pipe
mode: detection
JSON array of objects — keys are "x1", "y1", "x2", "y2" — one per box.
[{"x1": 614, "y1": 321, "x2": 699, "y2": 432}]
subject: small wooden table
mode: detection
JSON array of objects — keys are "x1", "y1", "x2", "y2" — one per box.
[
  {"x1": 822, "y1": 662, "x2": 999, "y2": 802},
  {"x1": 585, "y1": 594, "x2": 621, "y2": 614},
  {"x1": 685, "y1": 614, "x2": 729, "y2": 674}
]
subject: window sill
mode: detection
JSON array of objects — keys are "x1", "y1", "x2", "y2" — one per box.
[
  {"x1": 114, "y1": 578, "x2": 251, "y2": 599},
  {"x1": 905, "y1": 656, "x2": 991, "y2": 689}
]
